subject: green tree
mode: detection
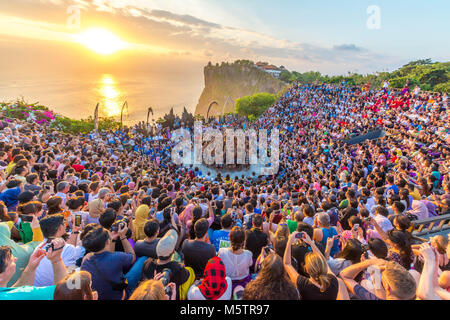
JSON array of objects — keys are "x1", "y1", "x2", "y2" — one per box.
[{"x1": 235, "y1": 92, "x2": 276, "y2": 118}]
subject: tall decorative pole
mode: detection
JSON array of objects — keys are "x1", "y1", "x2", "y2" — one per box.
[
  {"x1": 120, "y1": 101, "x2": 128, "y2": 131},
  {"x1": 94, "y1": 103, "x2": 99, "y2": 134}
]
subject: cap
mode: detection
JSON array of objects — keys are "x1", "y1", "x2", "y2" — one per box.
[{"x1": 156, "y1": 229, "x2": 178, "y2": 258}]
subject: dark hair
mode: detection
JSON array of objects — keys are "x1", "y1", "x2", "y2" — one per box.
[
  {"x1": 0, "y1": 245, "x2": 13, "y2": 273},
  {"x1": 81, "y1": 226, "x2": 110, "y2": 253},
  {"x1": 67, "y1": 196, "x2": 85, "y2": 211},
  {"x1": 194, "y1": 218, "x2": 209, "y2": 238},
  {"x1": 39, "y1": 214, "x2": 65, "y2": 238},
  {"x1": 253, "y1": 214, "x2": 263, "y2": 228},
  {"x1": 46, "y1": 196, "x2": 63, "y2": 215},
  {"x1": 388, "y1": 230, "x2": 413, "y2": 268},
  {"x1": 221, "y1": 214, "x2": 233, "y2": 229},
  {"x1": 367, "y1": 238, "x2": 388, "y2": 259},
  {"x1": 242, "y1": 253, "x2": 299, "y2": 300},
  {"x1": 144, "y1": 219, "x2": 160, "y2": 238},
  {"x1": 99, "y1": 208, "x2": 117, "y2": 230},
  {"x1": 107, "y1": 200, "x2": 122, "y2": 213},
  {"x1": 229, "y1": 226, "x2": 245, "y2": 251},
  {"x1": 336, "y1": 239, "x2": 364, "y2": 264},
  {"x1": 17, "y1": 201, "x2": 42, "y2": 215},
  {"x1": 296, "y1": 222, "x2": 314, "y2": 239}
]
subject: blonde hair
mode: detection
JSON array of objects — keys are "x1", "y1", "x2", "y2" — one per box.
[
  {"x1": 275, "y1": 224, "x2": 289, "y2": 240},
  {"x1": 304, "y1": 252, "x2": 330, "y2": 292},
  {"x1": 129, "y1": 280, "x2": 166, "y2": 300}
]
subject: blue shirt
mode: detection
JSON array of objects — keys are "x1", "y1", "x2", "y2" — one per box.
[
  {"x1": 81, "y1": 251, "x2": 133, "y2": 300},
  {"x1": 211, "y1": 229, "x2": 231, "y2": 252},
  {"x1": 0, "y1": 285, "x2": 55, "y2": 300}
]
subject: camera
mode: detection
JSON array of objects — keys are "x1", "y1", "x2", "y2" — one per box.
[
  {"x1": 111, "y1": 217, "x2": 129, "y2": 232},
  {"x1": 160, "y1": 268, "x2": 173, "y2": 299},
  {"x1": 295, "y1": 232, "x2": 305, "y2": 239}
]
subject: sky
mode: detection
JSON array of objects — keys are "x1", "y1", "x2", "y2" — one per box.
[
  {"x1": 0, "y1": 0, "x2": 448, "y2": 121},
  {"x1": 1, "y1": 0, "x2": 448, "y2": 77}
]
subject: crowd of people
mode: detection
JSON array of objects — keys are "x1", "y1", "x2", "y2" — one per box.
[{"x1": 0, "y1": 80, "x2": 449, "y2": 300}]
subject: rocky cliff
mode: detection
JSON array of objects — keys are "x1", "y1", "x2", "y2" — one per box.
[{"x1": 195, "y1": 61, "x2": 285, "y2": 117}]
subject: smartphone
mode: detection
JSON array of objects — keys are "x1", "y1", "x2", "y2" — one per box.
[
  {"x1": 74, "y1": 214, "x2": 82, "y2": 227},
  {"x1": 295, "y1": 232, "x2": 303, "y2": 239},
  {"x1": 353, "y1": 223, "x2": 360, "y2": 230}
]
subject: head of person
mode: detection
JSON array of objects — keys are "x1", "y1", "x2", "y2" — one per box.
[
  {"x1": 81, "y1": 225, "x2": 111, "y2": 253},
  {"x1": 381, "y1": 261, "x2": 417, "y2": 300},
  {"x1": 304, "y1": 252, "x2": 331, "y2": 292},
  {"x1": 296, "y1": 222, "x2": 314, "y2": 239},
  {"x1": 129, "y1": 279, "x2": 168, "y2": 300},
  {"x1": 367, "y1": 238, "x2": 388, "y2": 259},
  {"x1": 46, "y1": 196, "x2": 63, "y2": 215},
  {"x1": 39, "y1": 214, "x2": 66, "y2": 239},
  {"x1": 317, "y1": 212, "x2": 330, "y2": 228},
  {"x1": 67, "y1": 196, "x2": 85, "y2": 212},
  {"x1": 156, "y1": 229, "x2": 178, "y2": 260},
  {"x1": 252, "y1": 214, "x2": 263, "y2": 229},
  {"x1": 0, "y1": 246, "x2": 16, "y2": 285},
  {"x1": 144, "y1": 219, "x2": 160, "y2": 239},
  {"x1": 229, "y1": 226, "x2": 245, "y2": 252},
  {"x1": 98, "y1": 208, "x2": 117, "y2": 230},
  {"x1": 194, "y1": 218, "x2": 209, "y2": 240},
  {"x1": 197, "y1": 256, "x2": 228, "y2": 300},
  {"x1": 56, "y1": 181, "x2": 70, "y2": 195},
  {"x1": 54, "y1": 271, "x2": 97, "y2": 300},
  {"x1": 336, "y1": 239, "x2": 364, "y2": 264},
  {"x1": 220, "y1": 214, "x2": 233, "y2": 230},
  {"x1": 387, "y1": 229, "x2": 413, "y2": 267}
]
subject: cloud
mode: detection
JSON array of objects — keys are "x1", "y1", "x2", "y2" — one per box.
[
  {"x1": 0, "y1": 0, "x2": 400, "y2": 74},
  {"x1": 333, "y1": 44, "x2": 364, "y2": 52}
]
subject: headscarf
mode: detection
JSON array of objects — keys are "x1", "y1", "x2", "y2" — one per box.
[
  {"x1": 409, "y1": 200, "x2": 429, "y2": 220},
  {"x1": 179, "y1": 204, "x2": 195, "y2": 228},
  {"x1": 0, "y1": 222, "x2": 41, "y2": 286},
  {"x1": 133, "y1": 204, "x2": 150, "y2": 241},
  {"x1": 198, "y1": 257, "x2": 228, "y2": 300}
]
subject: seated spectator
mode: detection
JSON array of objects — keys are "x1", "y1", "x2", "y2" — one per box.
[
  {"x1": 211, "y1": 213, "x2": 233, "y2": 252},
  {"x1": 243, "y1": 252, "x2": 299, "y2": 300},
  {"x1": 81, "y1": 224, "x2": 135, "y2": 300},
  {"x1": 0, "y1": 239, "x2": 68, "y2": 300},
  {"x1": 218, "y1": 226, "x2": 253, "y2": 291},
  {"x1": 134, "y1": 219, "x2": 160, "y2": 258},
  {"x1": 54, "y1": 271, "x2": 98, "y2": 300},
  {"x1": 187, "y1": 256, "x2": 232, "y2": 300}
]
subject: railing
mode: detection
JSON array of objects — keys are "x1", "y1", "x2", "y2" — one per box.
[{"x1": 412, "y1": 213, "x2": 450, "y2": 238}]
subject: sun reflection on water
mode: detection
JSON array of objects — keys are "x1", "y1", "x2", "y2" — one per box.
[{"x1": 98, "y1": 75, "x2": 122, "y2": 117}]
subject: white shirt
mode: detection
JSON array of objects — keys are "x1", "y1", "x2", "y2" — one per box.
[
  {"x1": 218, "y1": 248, "x2": 253, "y2": 281},
  {"x1": 187, "y1": 277, "x2": 232, "y2": 300},
  {"x1": 33, "y1": 241, "x2": 81, "y2": 287}
]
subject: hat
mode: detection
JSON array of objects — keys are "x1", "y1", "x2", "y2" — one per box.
[{"x1": 156, "y1": 229, "x2": 178, "y2": 258}]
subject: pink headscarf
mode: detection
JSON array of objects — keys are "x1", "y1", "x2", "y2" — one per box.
[
  {"x1": 128, "y1": 181, "x2": 135, "y2": 190},
  {"x1": 179, "y1": 204, "x2": 195, "y2": 228}
]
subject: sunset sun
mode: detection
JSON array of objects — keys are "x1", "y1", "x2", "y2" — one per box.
[{"x1": 76, "y1": 28, "x2": 125, "y2": 55}]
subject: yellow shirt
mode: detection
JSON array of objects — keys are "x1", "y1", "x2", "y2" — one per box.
[{"x1": 410, "y1": 188, "x2": 421, "y2": 201}]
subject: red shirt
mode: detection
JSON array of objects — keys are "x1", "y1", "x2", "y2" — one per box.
[{"x1": 72, "y1": 164, "x2": 85, "y2": 172}]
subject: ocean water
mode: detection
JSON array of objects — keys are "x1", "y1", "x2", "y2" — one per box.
[{"x1": 0, "y1": 72, "x2": 203, "y2": 125}]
